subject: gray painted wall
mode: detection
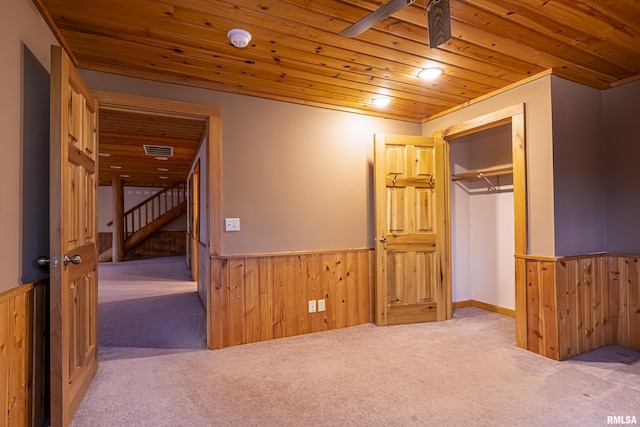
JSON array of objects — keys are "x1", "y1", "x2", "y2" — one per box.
[
  {"x1": 551, "y1": 77, "x2": 606, "y2": 256},
  {"x1": 603, "y1": 80, "x2": 640, "y2": 254}
]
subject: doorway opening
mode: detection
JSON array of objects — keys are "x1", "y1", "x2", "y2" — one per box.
[
  {"x1": 94, "y1": 91, "x2": 222, "y2": 350},
  {"x1": 435, "y1": 103, "x2": 528, "y2": 346},
  {"x1": 449, "y1": 123, "x2": 515, "y2": 315}
]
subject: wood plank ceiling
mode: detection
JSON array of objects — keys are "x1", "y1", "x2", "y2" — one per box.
[
  {"x1": 98, "y1": 108, "x2": 206, "y2": 187},
  {"x1": 35, "y1": 0, "x2": 640, "y2": 186}
]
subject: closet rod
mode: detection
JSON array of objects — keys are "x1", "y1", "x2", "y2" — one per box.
[{"x1": 451, "y1": 164, "x2": 513, "y2": 182}]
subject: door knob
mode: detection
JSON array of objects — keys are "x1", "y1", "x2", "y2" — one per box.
[
  {"x1": 64, "y1": 254, "x2": 82, "y2": 266},
  {"x1": 37, "y1": 256, "x2": 49, "y2": 267},
  {"x1": 378, "y1": 236, "x2": 387, "y2": 243}
]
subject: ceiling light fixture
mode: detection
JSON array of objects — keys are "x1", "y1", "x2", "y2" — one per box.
[
  {"x1": 98, "y1": 152, "x2": 111, "y2": 157},
  {"x1": 227, "y1": 29, "x2": 252, "y2": 48},
  {"x1": 120, "y1": 174, "x2": 130, "y2": 178},
  {"x1": 372, "y1": 96, "x2": 391, "y2": 107},
  {"x1": 159, "y1": 176, "x2": 169, "y2": 180},
  {"x1": 418, "y1": 67, "x2": 444, "y2": 80},
  {"x1": 110, "y1": 165, "x2": 122, "y2": 169},
  {"x1": 155, "y1": 156, "x2": 168, "y2": 161},
  {"x1": 157, "y1": 167, "x2": 169, "y2": 172}
]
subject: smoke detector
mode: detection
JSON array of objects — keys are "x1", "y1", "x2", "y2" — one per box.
[{"x1": 227, "y1": 29, "x2": 252, "y2": 48}]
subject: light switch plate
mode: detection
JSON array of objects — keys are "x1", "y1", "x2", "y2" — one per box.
[{"x1": 225, "y1": 218, "x2": 240, "y2": 231}]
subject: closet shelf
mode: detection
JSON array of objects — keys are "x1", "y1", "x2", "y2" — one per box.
[{"x1": 451, "y1": 164, "x2": 513, "y2": 182}]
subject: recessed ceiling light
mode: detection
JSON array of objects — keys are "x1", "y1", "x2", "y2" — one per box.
[
  {"x1": 372, "y1": 96, "x2": 391, "y2": 107},
  {"x1": 120, "y1": 174, "x2": 130, "y2": 178},
  {"x1": 155, "y1": 156, "x2": 168, "y2": 161},
  {"x1": 157, "y1": 167, "x2": 169, "y2": 172},
  {"x1": 418, "y1": 67, "x2": 443, "y2": 80},
  {"x1": 98, "y1": 152, "x2": 111, "y2": 157},
  {"x1": 159, "y1": 176, "x2": 168, "y2": 179},
  {"x1": 110, "y1": 165, "x2": 122, "y2": 169}
]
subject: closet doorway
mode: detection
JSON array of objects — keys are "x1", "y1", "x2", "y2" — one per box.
[
  {"x1": 435, "y1": 104, "x2": 528, "y2": 348},
  {"x1": 450, "y1": 123, "x2": 514, "y2": 314}
]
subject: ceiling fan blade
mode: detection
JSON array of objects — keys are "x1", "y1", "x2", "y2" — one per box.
[
  {"x1": 428, "y1": 0, "x2": 451, "y2": 48},
  {"x1": 340, "y1": 0, "x2": 416, "y2": 38}
]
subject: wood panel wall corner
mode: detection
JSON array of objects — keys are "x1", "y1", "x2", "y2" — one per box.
[{"x1": 519, "y1": 254, "x2": 640, "y2": 361}]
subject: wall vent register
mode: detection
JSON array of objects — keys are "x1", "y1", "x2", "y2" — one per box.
[{"x1": 143, "y1": 144, "x2": 174, "y2": 156}]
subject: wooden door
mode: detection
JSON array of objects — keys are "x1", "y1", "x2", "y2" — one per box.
[
  {"x1": 374, "y1": 134, "x2": 448, "y2": 325},
  {"x1": 49, "y1": 46, "x2": 99, "y2": 427}
]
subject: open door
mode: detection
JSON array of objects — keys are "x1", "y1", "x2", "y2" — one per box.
[
  {"x1": 49, "y1": 46, "x2": 99, "y2": 426},
  {"x1": 374, "y1": 134, "x2": 448, "y2": 325}
]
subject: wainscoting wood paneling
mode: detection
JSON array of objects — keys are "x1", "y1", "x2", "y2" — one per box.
[
  {"x1": 609, "y1": 256, "x2": 640, "y2": 352},
  {"x1": 124, "y1": 231, "x2": 186, "y2": 260},
  {"x1": 209, "y1": 249, "x2": 373, "y2": 349},
  {"x1": 98, "y1": 232, "x2": 112, "y2": 255},
  {"x1": 0, "y1": 280, "x2": 48, "y2": 427},
  {"x1": 526, "y1": 260, "x2": 559, "y2": 360},
  {"x1": 518, "y1": 254, "x2": 640, "y2": 360},
  {"x1": 556, "y1": 256, "x2": 609, "y2": 359},
  {"x1": 1, "y1": 285, "x2": 32, "y2": 427},
  {"x1": 99, "y1": 231, "x2": 187, "y2": 261}
]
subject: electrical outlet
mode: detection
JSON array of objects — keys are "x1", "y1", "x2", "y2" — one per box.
[
  {"x1": 225, "y1": 218, "x2": 240, "y2": 231},
  {"x1": 308, "y1": 300, "x2": 317, "y2": 313},
  {"x1": 318, "y1": 299, "x2": 326, "y2": 312}
]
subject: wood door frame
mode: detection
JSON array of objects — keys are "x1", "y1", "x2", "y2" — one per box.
[
  {"x1": 433, "y1": 103, "x2": 528, "y2": 346},
  {"x1": 191, "y1": 159, "x2": 201, "y2": 281},
  {"x1": 92, "y1": 91, "x2": 221, "y2": 349}
]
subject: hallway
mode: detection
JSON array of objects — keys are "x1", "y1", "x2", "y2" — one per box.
[{"x1": 98, "y1": 256, "x2": 206, "y2": 350}]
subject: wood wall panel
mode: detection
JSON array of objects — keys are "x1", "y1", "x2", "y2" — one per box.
[
  {"x1": 124, "y1": 231, "x2": 186, "y2": 260},
  {"x1": 1, "y1": 287, "x2": 31, "y2": 427},
  {"x1": 555, "y1": 256, "x2": 609, "y2": 359},
  {"x1": 608, "y1": 255, "x2": 640, "y2": 351},
  {"x1": 99, "y1": 231, "x2": 186, "y2": 261},
  {"x1": 0, "y1": 281, "x2": 48, "y2": 427},
  {"x1": 98, "y1": 232, "x2": 112, "y2": 255},
  {"x1": 519, "y1": 254, "x2": 640, "y2": 360},
  {"x1": 209, "y1": 249, "x2": 372, "y2": 349},
  {"x1": 525, "y1": 260, "x2": 558, "y2": 359}
]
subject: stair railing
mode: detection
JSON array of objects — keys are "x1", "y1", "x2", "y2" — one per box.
[{"x1": 106, "y1": 184, "x2": 186, "y2": 238}]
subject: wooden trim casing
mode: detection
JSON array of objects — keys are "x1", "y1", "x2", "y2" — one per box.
[
  {"x1": 207, "y1": 114, "x2": 222, "y2": 258},
  {"x1": 435, "y1": 134, "x2": 451, "y2": 321},
  {"x1": 373, "y1": 135, "x2": 387, "y2": 326},
  {"x1": 92, "y1": 91, "x2": 221, "y2": 350},
  {"x1": 434, "y1": 103, "x2": 528, "y2": 348}
]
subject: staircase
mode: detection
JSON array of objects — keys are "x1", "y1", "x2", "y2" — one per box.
[{"x1": 100, "y1": 184, "x2": 187, "y2": 262}]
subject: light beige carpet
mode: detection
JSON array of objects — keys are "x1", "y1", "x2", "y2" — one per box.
[
  {"x1": 72, "y1": 257, "x2": 640, "y2": 426},
  {"x1": 97, "y1": 256, "x2": 206, "y2": 350}
]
